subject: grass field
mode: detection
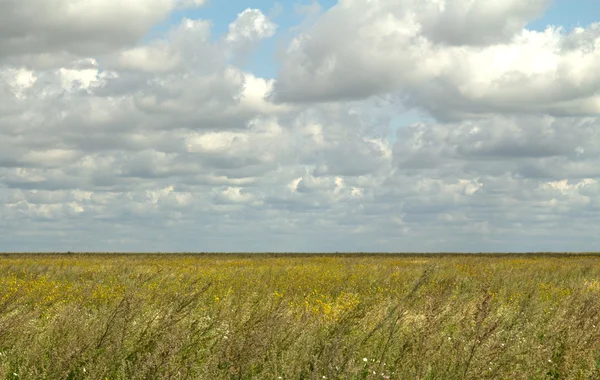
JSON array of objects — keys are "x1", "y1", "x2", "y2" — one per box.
[{"x1": 1, "y1": 253, "x2": 600, "y2": 379}]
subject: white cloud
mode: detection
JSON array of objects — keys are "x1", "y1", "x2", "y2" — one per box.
[
  {"x1": 414, "y1": 0, "x2": 550, "y2": 45},
  {"x1": 2, "y1": 68, "x2": 37, "y2": 99},
  {"x1": 117, "y1": 43, "x2": 181, "y2": 73},
  {"x1": 226, "y1": 9, "x2": 277, "y2": 46},
  {"x1": 58, "y1": 59, "x2": 102, "y2": 92},
  {"x1": 2, "y1": 0, "x2": 600, "y2": 252},
  {"x1": 273, "y1": 0, "x2": 600, "y2": 120},
  {"x1": 0, "y1": 0, "x2": 202, "y2": 66},
  {"x1": 216, "y1": 187, "x2": 255, "y2": 204},
  {"x1": 176, "y1": 0, "x2": 206, "y2": 8},
  {"x1": 111, "y1": 18, "x2": 218, "y2": 73}
]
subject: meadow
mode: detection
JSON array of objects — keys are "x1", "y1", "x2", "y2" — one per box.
[{"x1": 1, "y1": 253, "x2": 600, "y2": 379}]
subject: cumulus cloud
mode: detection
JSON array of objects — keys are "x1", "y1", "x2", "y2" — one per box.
[
  {"x1": 1, "y1": 0, "x2": 600, "y2": 252},
  {"x1": 415, "y1": 0, "x2": 549, "y2": 46},
  {"x1": 225, "y1": 8, "x2": 278, "y2": 62},
  {"x1": 108, "y1": 18, "x2": 222, "y2": 74},
  {"x1": 226, "y1": 9, "x2": 278, "y2": 46},
  {"x1": 0, "y1": 0, "x2": 209, "y2": 67},
  {"x1": 273, "y1": 0, "x2": 600, "y2": 120}
]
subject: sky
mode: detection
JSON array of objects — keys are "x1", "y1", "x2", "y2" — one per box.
[{"x1": 1, "y1": 0, "x2": 600, "y2": 253}]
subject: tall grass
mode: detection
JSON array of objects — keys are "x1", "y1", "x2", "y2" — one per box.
[{"x1": 0, "y1": 254, "x2": 599, "y2": 379}]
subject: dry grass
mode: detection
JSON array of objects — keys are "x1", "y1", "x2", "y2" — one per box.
[{"x1": 1, "y1": 253, "x2": 600, "y2": 379}]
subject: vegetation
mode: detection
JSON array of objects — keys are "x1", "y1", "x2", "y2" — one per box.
[{"x1": 1, "y1": 253, "x2": 600, "y2": 379}]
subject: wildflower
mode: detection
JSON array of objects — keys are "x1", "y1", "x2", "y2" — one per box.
[{"x1": 363, "y1": 358, "x2": 368, "y2": 362}]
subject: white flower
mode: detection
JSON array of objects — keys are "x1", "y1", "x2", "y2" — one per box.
[{"x1": 363, "y1": 358, "x2": 368, "y2": 362}]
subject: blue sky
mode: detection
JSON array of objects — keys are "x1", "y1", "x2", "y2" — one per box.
[{"x1": 528, "y1": 0, "x2": 598, "y2": 31}]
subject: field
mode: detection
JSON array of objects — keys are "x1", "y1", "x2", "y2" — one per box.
[{"x1": 1, "y1": 254, "x2": 600, "y2": 379}]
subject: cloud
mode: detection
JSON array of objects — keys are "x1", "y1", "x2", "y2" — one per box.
[
  {"x1": 4, "y1": 73, "x2": 600, "y2": 251},
  {"x1": 1, "y1": 0, "x2": 600, "y2": 252},
  {"x1": 415, "y1": 0, "x2": 549, "y2": 46},
  {"x1": 103, "y1": 18, "x2": 223, "y2": 75},
  {"x1": 214, "y1": 186, "x2": 256, "y2": 204},
  {"x1": 0, "y1": 0, "x2": 208, "y2": 67},
  {"x1": 226, "y1": 9, "x2": 278, "y2": 47},
  {"x1": 176, "y1": 0, "x2": 206, "y2": 8},
  {"x1": 392, "y1": 115, "x2": 600, "y2": 179},
  {"x1": 272, "y1": 0, "x2": 600, "y2": 120}
]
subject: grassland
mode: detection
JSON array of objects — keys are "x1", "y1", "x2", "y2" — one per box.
[{"x1": 1, "y1": 253, "x2": 600, "y2": 379}]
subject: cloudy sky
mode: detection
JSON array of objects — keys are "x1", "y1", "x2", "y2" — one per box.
[{"x1": 1, "y1": 0, "x2": 599, "y2": 252}]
